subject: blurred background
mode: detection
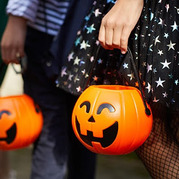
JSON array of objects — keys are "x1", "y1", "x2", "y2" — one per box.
[{"x1": 5, "y1": 145, "x2": 151, "y2": 179}]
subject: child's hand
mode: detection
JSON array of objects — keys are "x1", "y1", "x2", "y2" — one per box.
[
  {"x1": 1, "y1": 15, "x2": 27, "y2": 64},
  {"x1": 98, "y1": 0, "x2": 144, "y2": 54}
]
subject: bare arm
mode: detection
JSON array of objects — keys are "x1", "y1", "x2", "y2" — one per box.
[
  {"x1": 0, "y1": 0, "x2": 39, "y2": 64},
  {"x1": 98, "y1": 0, "x2": 144, "y2": 54},
  {"x1": 1, "y1": 15, "x2": 27, "y2": 64}
]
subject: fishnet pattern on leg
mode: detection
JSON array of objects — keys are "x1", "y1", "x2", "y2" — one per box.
[
  {"x1": 135, "y1": 104, "x2": 179, "y2": 179},
  {"x1": 169, "y1": 109, "x2": 179, "y2": 145}
]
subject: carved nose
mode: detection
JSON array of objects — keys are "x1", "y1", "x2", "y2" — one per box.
[{"x1": 88, "y1": 116, "x2": 95, "y2": 123}]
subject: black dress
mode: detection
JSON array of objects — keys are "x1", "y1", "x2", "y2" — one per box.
[{"x1": 57, "y1": 0, "x2": 179, "y2": 108}]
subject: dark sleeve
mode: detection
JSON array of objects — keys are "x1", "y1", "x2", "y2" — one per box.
[{"x1": 42, "y1": 0, "x2": 94, "y2": 81}]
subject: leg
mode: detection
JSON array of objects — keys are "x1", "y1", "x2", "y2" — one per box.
[
  {"x1": 24, "y1": 61, "x2": 70, "y2": 179},
  {"x1": 135, "y1": 104, "x2": 179, "y2": 179},
  {"x1": 23, "y1": 27, "x2": 69, "y2": 179}
]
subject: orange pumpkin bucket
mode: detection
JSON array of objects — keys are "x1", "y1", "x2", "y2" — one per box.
[
  {"x1": 72, "y1": 85, "x2": 153, "y2": 155},
  {"x1": 0, "y1": 94, "x2": 43, "y2": 150}
]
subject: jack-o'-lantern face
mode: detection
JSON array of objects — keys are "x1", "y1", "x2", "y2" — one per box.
[
  {"x1": 72, "y1": 85, "x2": 153, "y2": 155},
  {"x1": 72, "y1": 86, "x2": 123, "y2": 152},
  {"x1": 0, "y1": 110, "x2": 17, "y2": 144},
  {"x1": 75, "y1": 101, "x2": 118, "y2": 148},
  {"x1": 0, "y1": 95, "x2": 43, "y2": 150}
]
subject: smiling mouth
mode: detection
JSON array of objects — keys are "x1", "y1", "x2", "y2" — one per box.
[
  {"x1": 75, "y1": 117, "x2": 118, "y2": 148},
  {"x1": 0, "y1": 123, "x2": 17, "y2": 144}
]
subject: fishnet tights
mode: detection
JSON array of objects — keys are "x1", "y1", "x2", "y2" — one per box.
[{"x1": 135, "y1": 104, "x2": 179, "y2": 179}]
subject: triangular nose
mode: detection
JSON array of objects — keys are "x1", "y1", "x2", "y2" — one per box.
[{"x1": 88, "y1": 116, "x2": 95, "y2": 122}]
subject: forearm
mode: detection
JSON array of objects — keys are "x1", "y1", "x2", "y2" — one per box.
[
  {"x1": 1, "y1": 0, "x2": 40, "y2": 63},
  {"x1": 7, "y1": 15, "x2": 27, "y2": 29}
]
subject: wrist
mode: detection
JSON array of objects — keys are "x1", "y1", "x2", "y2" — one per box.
[
  {"x1": 8, "y1": 15, "x2": 27, "y2": 29},
  {"x1": 116, "y1": 0, "x2": 144, "y2": 6}
]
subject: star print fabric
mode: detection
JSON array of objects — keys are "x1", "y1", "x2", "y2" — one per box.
[
  {"x1": 57, "y1": 0, "x2": 179, "y2": 108},
  {"x1": 129, "y1": 0, "x2": 179, "y2": 107},
  {"x1": 56, "y1": 0, "x2": 115, "y2": 94}
]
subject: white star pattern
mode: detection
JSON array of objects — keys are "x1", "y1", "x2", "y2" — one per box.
[
  {"x1": 135, "y1": 34, "x2": 138, "y2": 40},
  {"x1": 96, "y1": 40, "x2": 100, "y2": 45},
  {"x1": 153, "y1": 68, "x2": 157, "y2": 74},
  {"x1": 80, "y1": 40, "x2": 90, "y2": 49},
  {"x1": 123, "y1": 63, "x2": 128, "y2": 69},
  {"x1": 90, "y1": 56, "x2": 95, "y2": 62},
  {"x1": 171, "y1": 21, "x2": 178, "y2": 31},
  {"x1": 61, "y1": 67, "x2": 67, "y2": 77},
  {"x1": 76, "y1": 86, "x2": 81, "y2": 92},
  {"x1": 98, "y1": 58, "x2": 102, "y2": 64},
  {"x1": 147, "y1": 63, "x2": 153, "y2": 73},
  {"x1": 160, "y1": 59, "x2": 171, "y2": 69},
  {"x1": 158, "y1": 50, "x2": 163, "y2": 56},
  {"x1": 142, "y1": 62, "x2": 146, "y2": 67},
  {"x1": 73, "y1": 57, "x2": 80, "y2": 65},
  {"x1": 167, "y1": 41, "x2": 176, "y2": 51},
  {"x1": 154, "y1": 36, "x2": 161, "y2": 45},
  {"x1": 155, "y1": 77, "x2": 165, "y2": 87},
  {"x1": 150, "y1": 12, "x2": 154, "y2": 21},
  {"x1": 74, "y1": 75, "x2": 80, "y2": 83},
  {"x1": 165, "y1": 4, "x2": 169, "y2": 12},
  {"x1": 174, "y1": 7, "x2": 179, "y2": 14},
  {"x1": 149, "y1": 44, "x2": 153, "y2": 51},
  {"x1": 164, "y1": 33, "x2": 169, "y2": 38},
  {"x1": 158, "y1": 18, "x2": 164, "y2": 26},
  {"x1": 94, "y1": 8, "x2": 102, "y2": 17},
  {"x1": 68, "y1": 73, "x2": 73, "y2": 81},
  {"x1": 162, "y1": 92, "x2": 168, "y2": 98},
  {"x1": 68, "y1": 52, "x2": 74, "y2": 62},
  {"x1": 146, "y1": 82, "x2": 151, "y2": 93},
  {"x1": 127, "y1": 72, "x2": 135, "y2": 81},
  {"x1": 81, "y1": 69, "x2": 86, "y2": 75},
  {"x1": 86, "y1": 24, "x2": 96, "y2": 33},
  {"x1": 85, "y1": 73, "x2": 89, "y2": 78}
]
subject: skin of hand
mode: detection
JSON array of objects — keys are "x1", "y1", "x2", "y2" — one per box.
[
  {"x1": 98, "y1": 0, "x2": 144, "y2": 54},
  {"x1": 0, "y1": 15, "x2": 27, "y2": 64}
]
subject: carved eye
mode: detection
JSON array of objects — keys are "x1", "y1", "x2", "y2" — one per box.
[
  {"x1": 0, "y1": 110, "x2": 11, "y2": 119},
  {"x1": 97, "y1": 103, "x2": 115, "y2": 114},
  {"x1": 80, "y1": 101, "x2": 91, "y2": 113}
]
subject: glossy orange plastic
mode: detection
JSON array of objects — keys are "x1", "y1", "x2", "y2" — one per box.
[
  {"x1": 0, "y1": 94, "x2": 43, "y2": 150},
  {"x1": 72, "y1": 85, "x2": 153, "y2": 155}
]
